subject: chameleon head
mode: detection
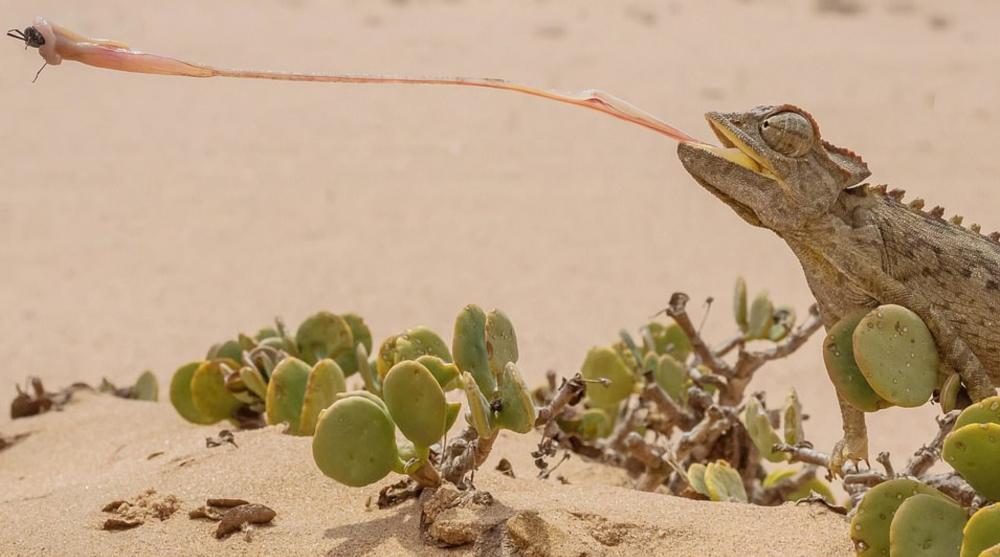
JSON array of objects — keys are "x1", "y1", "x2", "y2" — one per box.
[{"x1": 677, "y1": 105, "x2": 870, "y2": 231}]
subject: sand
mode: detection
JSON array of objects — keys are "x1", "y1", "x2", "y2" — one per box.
[{"x1": 1, "y1": 0, "x2": 997, "y2": 555}]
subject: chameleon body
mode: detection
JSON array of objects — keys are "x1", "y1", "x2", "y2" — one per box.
[{"x1": 676, "y1": 105, "x2": 1000, "y2": 471}]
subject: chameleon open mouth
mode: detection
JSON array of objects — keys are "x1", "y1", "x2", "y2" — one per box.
[{"x1": 682, "y1": 114, "x2": 777, "y2": 179}]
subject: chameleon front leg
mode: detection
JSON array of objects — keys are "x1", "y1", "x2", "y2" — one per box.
[
  {"x1": 922, "y1": 306, "x2": 997, "y2": 401},
  {"x1": 830, "y1": 396, "x2": 869, "y2": 476}
]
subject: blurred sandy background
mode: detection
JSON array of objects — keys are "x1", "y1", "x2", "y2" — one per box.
[{"x1": 2, "y1": 0, "x2": 998, "y2": 495}]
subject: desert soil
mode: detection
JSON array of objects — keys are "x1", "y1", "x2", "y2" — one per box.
[{"x1": 2, "y1": 0, "x2": 997, "y2": 555}]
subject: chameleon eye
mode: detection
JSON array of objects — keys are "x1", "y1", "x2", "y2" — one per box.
[{"x1": 759, "y1": 111, "x2": 814, "y2": 157}]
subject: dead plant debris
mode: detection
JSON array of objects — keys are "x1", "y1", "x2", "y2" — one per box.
[
  {"x1": 187, "y1": 498, "x2": 276, "y2": 540},
  {"x1": 205, "y1": 430, "x2": 238, "y2": 449},
  {"x1": 100, "y1": 489, "x2": 180, "y2": 531}
]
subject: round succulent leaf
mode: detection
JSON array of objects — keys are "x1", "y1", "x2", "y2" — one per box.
[
  {"x1": 889, "y1": 493, "x2": 967, "y2": 557},
  {"x1": 823, "y1": 309, "x2": 892, "y2": 412},
  {"x1": 239, "y1": 366, "x2": 268, "y2": 400},
  {"x1": 132, "y1": 370, "x2": 158, "y2": 401},
  {"x1": 207, "y1": 340, "x2": 243, "y2": 362},
  {"x1": 652, "y1": 354, "x2": 688, "y2": 405},
  {"x1": 375, "y1": 335, "x2": 401, "y2": 378},
  {"x1": 376, "y1": 327, "x2": 452, "y2": 379},
  {"x1": 265, "y1": 357, "x2": 312, "y2": 434},
  {"x1": 190, "y1": 359, "x2": 244, "y2": 424},
  {"x1": 255, "y1": 327, "x2": 279, "y2": 341},
  {"x1": 312, "y1": 397, "x2": 399, "y2": 487},
  {"x1": 853, "y1": 305, "x2": 939, "y2": 408},
  {"x1": 169, "y1": 362, "x2": 216, "y2": 424},
  {"x1": 762, "y1": 468, "x2": 834, "y2": 503},
  {"x1": 335, "y1": 390, "x2": 390, "y2": 417},
  {"x1": 579, "y1": 408, "x2": 612, "y2": 440},
  {"x1": 485, "y1": 309, "x2": 519, "y2": 379},
  {"x1": 295, "y1": 311, "x2": 354, "y2": 365},
  {"x1": 581, "y1": 346, "x2": 636, "y2": 408},
  {"x1": 943, "y1": 422, "x2": 1000, "y2": 501},
  {"x1": 768, "y1": 306, "x2": 797, "y2": 342},
  {"x1": 493, "y1": 362, "x2": 536, "y2": 434},
  {"x1": 403, "y1": 327, "x2": 452, "y2": 362},
  {"x1": 962, "y1": 504, "x2": 1000, "y2": 557},
  {"x1": 444, "y1": 401, "x2": 462, "y2": 432},
  {"x1": 955, "y1": 396, "x2": 1000, "y2": 429},
  {"x1": 746, "y1": 291, "x2": 774, "y2": 340},
  {"x1": 783, "y1": 389, "x2": 805, "y2": 445},
  {"x1": 686, "y1": 463, "x2": 710, "y2": 497},
  {"x1": 940, "y1": 373, "x2": 962, "y2": 414},
  {"x1": 744, "y1": 397, "x2": 785, "y2": 463},
  {"x1": 453, "y1": 305, "x2": 495, "y2": 396},
  {"x1": 382, "y1": 361, "x2": 448, "y2": 447},
  {"x1": 333, "y1": 313, "x2": 372, "y2": 377},
  {"x1": 415, "y1": 355, "x2": 461, "y2": 391},
  {"x1": 298, "y1": 359, "x2": 348, "y2": 436},
  {"x1": 642, "y1": 322, "x2": 692, "y2": 363},
  {"x1": 461, "y1": 372, "x2": 495, "y2": 439},
  {"x1": 704, "y1": 461, "x2": 748, "y2": 503},
  {"x1": 733, "y1": 276, "x2": 748, "y2": 333},
  {"x1": 850, "y1": 478, "x2": 952, "y2": 557}
]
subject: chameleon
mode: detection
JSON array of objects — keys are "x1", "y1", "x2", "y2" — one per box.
[
  {"x1": 10, "y1": 18, "x2": 998, "y2": 472},
  {"x1": 677, "y1": 105, "x2": 1000, "y2": 471}
]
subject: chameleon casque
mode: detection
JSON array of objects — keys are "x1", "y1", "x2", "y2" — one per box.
[
  {"x1": 677, "y1": 105, "x2": 1000, "y2": 471},
  {"x1": 8, "y1": 18, "x2": 999, "y2": 474}
]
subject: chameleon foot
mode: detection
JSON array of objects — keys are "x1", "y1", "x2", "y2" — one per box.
[{"x1": 830, "y1": 434, "x2": 869, "y2": 478}]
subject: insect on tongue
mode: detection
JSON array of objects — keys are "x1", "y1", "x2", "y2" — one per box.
[{"x1": 9, "y1": 16, "x2": 708, "y2": 145}]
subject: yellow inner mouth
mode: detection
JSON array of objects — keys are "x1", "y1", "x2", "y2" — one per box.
[{"x1": 685, "y1": 121, "x2": 777, "y2": 179}]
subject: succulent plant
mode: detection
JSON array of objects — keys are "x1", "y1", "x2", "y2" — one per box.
[
  {"x1": 298, "y1": 359, "x2": 348, "y2": 435},
  {"x1": 453, "y1": 305, "x2": 495, "y2": 395},
  {"x1": 850, "y1": 478, "x2": 953, "y2": 557},
  {"x1": 943, "y1": 396, "x2": 1000, "y2": 502},
  {"x1": 761, "y1": 468, "x2": 833, "y2": 503},
  {"x1": 312, "y1": 394, "x2": 401, "y2": 487},
  {"x1": 296, "y1": 311, "x2": 354, "y2": 366},
  {"x1": 334, "y1": 313, "x2": 373, "y2": 376},
  {"x1": 376, "y1": 326, "x2": 452, "y2": 380},
  {"x1": 650, "y1": 353, "x2": 688, "y2": 405},
  {"x1": 962, "y1": 504, "x2": 1000, "y2": 557},
  {"x1": 703, "y1": 461, "x2": 748, "y2": 503},
  {"x1": 733, "y1": 276, "x2": 748, "y2": 333},
  {"x1": 852, "y1": 304, "x2": 939, "y2": 408},
  {"x1": 190, "y1": 359, "x2": 245, "y2": 424},
  {"x1": 640, "y1": 321, "x2": 693, "y2": 363},
  {"x1": 207, "y1": 339, "x2": 244, "y2": 363},
  {"x1": 889, "y1": 493, "x2": 967, "y2": 557},
  {"x1": 686, "y1": 462, "x2": 710, "y2": 498},
  {"x1": 170, "y1": 362, "x2": 218, "y2": 425},
  {"x1": 746, "y1": 291, "x2": 774, "y2": 340},
  {"x1": 308, "y1": 305, "x2": 533, "y2": 491},
  {"x1": 131, "y1": 370, "x2": 159, "y2": 402},
  {"x1": 783, "y1": 389, "x2": 804, "y2": 445},
  {"x1": 743, "y1": 396, "x2": 784, "y2": 463},
  {"x1": 493, "y1": 362, "x2": 536, "y2": 434},
  {"x1": 485, "y1": 309, "x2": 519, "y2": 378},
  {"x1": 733, "y1": 278, "x2": 798, "y2": 341},
  {"x1": 768, "y1": 305, "x2": 797, "y2": 342},
  {"x1": 940, "y1": 372, "x2": 963, "y2": 414},
  {"x1": 580, "y1": 346, "x2": 636, "y2": 409},
  {"x1": 266, "y1": 357, "x2": 348, "y2": 436},
  {"x1": 382, "y1": 360, "x2": 448, "y2": 448}
]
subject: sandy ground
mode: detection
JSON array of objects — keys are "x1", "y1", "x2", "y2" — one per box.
[{"x1": 1, "y1": 0, "x2": 998, "y2": 555}]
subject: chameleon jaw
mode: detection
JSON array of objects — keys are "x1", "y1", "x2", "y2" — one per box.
[{"x1": 682, "y1": 114, "x2": 778, "y2": 180}]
